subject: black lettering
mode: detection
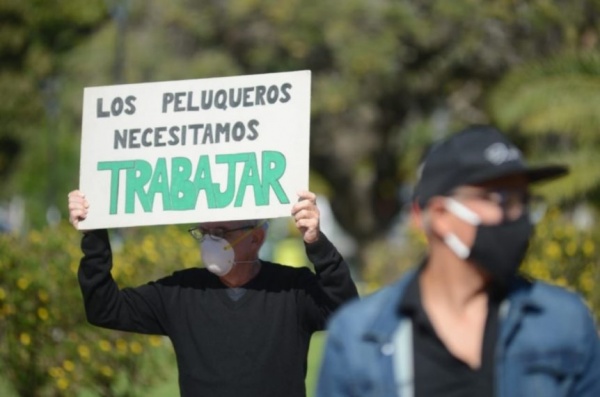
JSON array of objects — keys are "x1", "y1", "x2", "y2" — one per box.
[
  {"x1": 201, "y1": 90, "x2": 213, "y2": 110},
  {"x1": 279, "y1": 83, "x2": 292, "y2": 103},
  {"x1": 181, "y1": 125, "x2": 187, "y2": 145},
  {"x1": 229, "y1": 88, "x2": 242, "y2": 108},
  {"x1": 247, "y1": 119, "x2": 259, "y2": 140},
  {"x1": 154, "y1": 127, "x2": 167, "y2": 147},
  {"x1": 189, "y1": 124, "x2": 203, "y2": 145},
  {"x1": 162, "y1": 93, "x2": 174, "y2": 113},
  {"x1": 128, "y1": 128, "x2": 141, "y2": 148},
  {"x1": 243, "y1": 87, "x2": 255, "y2": 107},
  {"x1": 111, "y1": 97, "x2": 124, "y2": 116},
  {"x1": 168, "y1": 126, "x2": 180, "y2": 145},
  {"x1": 114, "y1": 129, "x2": 127, "y2": 148},
  {"x1": 124, "y1": 95, "x2": 137, "y2": 114},
  {"x1": 255, "y1": 85, "x2": 266, "y2": 105},
  {"x1": 214, "y1": 90, "x2": 228, "y2": 110},
  {"x1": 97, "y1": 98, "x2": 110, "y2": 118},
  {"x1": 174, "y1": 92, "x2": 185, "y2": 112},
  {"x1": 141, "y1": 128, "x2": 153, "y2": 147},
  {"x1": 266, "y1": 85, "x2": 279, "y2": 104},
  {"x1": 202, "y1": 124, "x2": 214, "y2": 144},
  {"x1": 216, "y1": 123, "x2": 230, "y2": 143},
  {"x1": 232, "y1": 122, "x2": 246, "y2": 141},
  {"x1": 187, "y1": 91, "x2": 199, "y2": 111}
]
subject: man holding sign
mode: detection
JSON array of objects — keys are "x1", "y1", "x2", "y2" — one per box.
[
  {"x1": 68, "y1": 189, "x2": 358, "y2": 397},
  {"x1": 69, "y1": 71, "x2": 358, "y2": 396}
]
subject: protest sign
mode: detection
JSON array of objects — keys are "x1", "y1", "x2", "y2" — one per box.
[{"x1": 78, "y1": 70, "x2": 311, "y2": 230}]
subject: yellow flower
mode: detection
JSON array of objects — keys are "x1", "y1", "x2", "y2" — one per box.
[
  {"x1": 100, "y1": 365, "x2": 114, "y2": 378},
  {"x1": 17, "y1": 277, "x2": 30, "y2": 290},
  {"x1": 98, "y1": 339, "x2": 112, "y2": 352},
  {"x1": 116, "y1": 339, "x2": 128, "y2": 353},
  {"x1": 56, "y1": 377, "x2": 69, "y2": 390},
  {"x1": 49, "y1": 367, "x2": 64, "y2": 378},
  {"x1": 544, "y1": 242, "x2": 562, "y2": 260},
  {"x1": 565, "y1": 241, "x2": 577, "y2": 256},
  {"x1": 20, "y1": 333, "x2": 31, "y2": 346},
  {"x1": 582, "y1": 240, "x2": 595, "y2": 257},
  {"x1": 63, "y1": 360, "x2": 75, "y2": 372},
  {"x1": 37, "y1": 290, "x2": 49, "y2": 302},
  {"x1": 148, "y1": 335, "x2": 163, "y2": 347},
  {"x1": 130, "y1": 341, "x2": 143, "y2": 354},
  {"x1": 29, "y1": 230, "x2": 42, "y2": 244},
  {"x1": 37, "y1": 307, "x2": 49, "y2": 321},
  {"x1": 0, "y1": 287, "x2": 6, "y2": 300},
  {"x1": 78, "y1": 344, "x2": 90, "y2": 360}
]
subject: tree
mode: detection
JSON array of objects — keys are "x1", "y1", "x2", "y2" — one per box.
[
  {"x1": 0, "y1": 0, "x2": 108, "y2": 224},
  {"x1": 3, "y1": 0, "x2": 600, "y2": 269},
  {"x1": 489, "y1": 52, "x2": 600, "y2": 206}
]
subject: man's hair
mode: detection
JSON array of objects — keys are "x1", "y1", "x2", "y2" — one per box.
[{"x1": 248, "y1": 219, "x2": 270, "y2": 231}]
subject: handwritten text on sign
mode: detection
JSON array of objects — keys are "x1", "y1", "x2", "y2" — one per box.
[{"x1": 79, "y1": 71, "x2": 311, "y2": 229}]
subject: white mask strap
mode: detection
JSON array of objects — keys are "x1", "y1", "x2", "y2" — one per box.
[
  {"x1": 443, "y1": 233, "x2": 471, "y2": 259},
  {"x1": 445, "y1": 198, "x2": 482, "y2": 226}
]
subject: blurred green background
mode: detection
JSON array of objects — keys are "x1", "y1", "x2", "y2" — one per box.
[{"x1": 1, "y1": 0, "x2": 600, "y2": 396}]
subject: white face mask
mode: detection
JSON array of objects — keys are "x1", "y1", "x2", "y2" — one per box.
[{"x1": 200, "y1": 237, "x2": 235, "y2": 276}]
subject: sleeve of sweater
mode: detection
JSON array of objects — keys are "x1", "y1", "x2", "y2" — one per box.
[
  {"x1": 77, "y1": 229, "x2": 169, "y2": 335},
  {"x1": 300, "y1": 231, "x2": 359, "y2": 331}
]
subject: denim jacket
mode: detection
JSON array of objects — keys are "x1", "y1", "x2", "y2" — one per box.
[{"x1": 316, "y1": 271, "x2": 600, "y2": 397}]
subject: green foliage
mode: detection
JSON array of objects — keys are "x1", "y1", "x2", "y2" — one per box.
[
  {"x1": 489, "y1": 52, "x2": 600, "y2": 205},
  {"x1": 4, "y1": 0, "x2": 600, "y2": 239},
  {"x1": 522, "y1": 208, "x2": 600, "y2": 319},
  {"x1": 0, "y1": 223, "x2": 202, "y2": 396}
]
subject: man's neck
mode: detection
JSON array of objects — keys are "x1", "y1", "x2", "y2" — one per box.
[
  {"x1": 420, "y1": 249, "x2": 490, "y2": 369},
  {"x1": 422, "y1": 248, "x2": 489, "y2": 315}
]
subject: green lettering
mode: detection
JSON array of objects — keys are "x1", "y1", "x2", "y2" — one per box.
[
  {"x1": 213, "y1": 153, "x2": 245, "y2": 208},
  {"x1": 261, "y1": 151, "x2": 289, "y2": 204},
  {"x1": 171, "y1": 157, "x2": 197, "y2": 210},
  {"x1": 193, "y1": 155, "x2": 217, "y2": 208},
  {"x1": 97, "y1": 161, "x2": 134, "y2": 214},
  {"x1": 125, "y1": 160, "x2": 153, "y2": 214},
  {"x1": 147, "y1": 157, "x2": 172, "y2": 211},
  {"x1": 234, "y1": 152, "x2": 265, "y2": 207}
]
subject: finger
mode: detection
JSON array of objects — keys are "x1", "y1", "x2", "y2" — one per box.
[
  {"x1": 295, "y1": 218, "x2": 318, "y2": 230},
  {"x1": 68, "y1": 190, "x2": 89, "y2": 207},
  {"x1": 296, "y1": 190, "x2": 317, "y2": 203},
  {"x1": 291, "y1": 199, "x2": 318, "y2": 215}
]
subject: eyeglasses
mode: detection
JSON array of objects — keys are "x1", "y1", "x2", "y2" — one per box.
[
  {"x1": 451, "y1": 188, "x2": 546, "y2": 222},
  {"x1": 188, "y1": 225, "x2": 256, "y2": 242}
]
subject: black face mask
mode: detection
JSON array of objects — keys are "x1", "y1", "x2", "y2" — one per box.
[
  {"x1": 468, "y1": 213, "x2": 533, "y2": 288},
  {"x1": 443, "y1": 198, "x2": 534, "y2": 288}
]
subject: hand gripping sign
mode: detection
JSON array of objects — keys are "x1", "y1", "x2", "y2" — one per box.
[{"x1": 78, "y1": 71, "x2": 311, "y2": 230}]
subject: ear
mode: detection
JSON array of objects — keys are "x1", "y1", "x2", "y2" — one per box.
[
  {"x1": 427, "y1": 197, "x2": 453, "y2": 236},
  {"x1": 251, "y1": 227, "x2": 266, "y2": 248},
  {"x1": 410, "y1": 201, "x2": 425, "y2": 230}
]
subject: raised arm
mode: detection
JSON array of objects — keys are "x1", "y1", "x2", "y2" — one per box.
[
  {"x1": 292, "y1": 191, "x2": 359, "y2": 329},
  {"x1": 68, "y1": 190, "x2": 168, "y2": 335}
]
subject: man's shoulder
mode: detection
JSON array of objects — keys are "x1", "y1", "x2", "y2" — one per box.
[
  {"x1": 527, "y1": 279, "x2": 591, "y2": 314},
  {"x1": 328, "y1": 273, "x2": 414, "y2": 332},
  {"x1": 512, "y1": 278, "x2": 596, "y2": 341}
]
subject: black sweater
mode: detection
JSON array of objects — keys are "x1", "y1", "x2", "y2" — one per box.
[{"x1": 78, "y1": 229, "x2": 358, "y2": 397}]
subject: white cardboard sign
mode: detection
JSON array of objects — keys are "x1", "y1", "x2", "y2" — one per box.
[{"x1": 78, "y1": 70, "x2": 311, "y2": 230}]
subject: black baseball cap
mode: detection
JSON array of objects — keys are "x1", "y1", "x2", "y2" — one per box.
[{"x1": 413, "y1": 125, "x2": 569, "y2": 208}]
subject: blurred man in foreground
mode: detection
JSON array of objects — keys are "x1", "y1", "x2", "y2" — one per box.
[{"x1": 317, "y1": 125, "x2": 600, "y2": 397}]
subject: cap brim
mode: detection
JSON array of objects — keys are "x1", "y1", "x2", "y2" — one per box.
[
  {"x1": 525, "y1": 165, "x2": 569, "y2": 183},
  {"x1": 467, "y1": 164, "x2": 569, "y2": 186}
]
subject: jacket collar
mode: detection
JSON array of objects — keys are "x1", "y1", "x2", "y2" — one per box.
[
  {"x1": 361, "y1": 270, "x2": 542, "y2": 346},
  {"x1": 362, "y1": 270, "x2": 418, "y2": 345}
]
